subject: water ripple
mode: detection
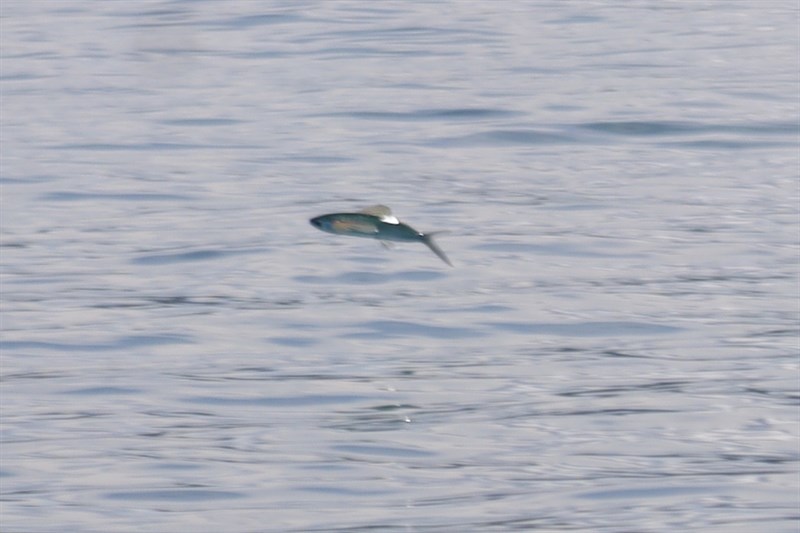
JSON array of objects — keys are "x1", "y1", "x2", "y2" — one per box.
[
  {"x1": 105, "y1": 489, "x2": 242, "y2": 502},
  {"x1": 431, "y1": 129, "x2": 577, "y2": 147},
  {"x1": 184, "y1": 394, "x2": 371, "y2": 407},
  {"x1": 41, "y1": 191, "x2": 194, "y2": 202},
  {"x1": 295, "y1": 270, "x2": 446, "y2": 284},
  {"x1": 2, "y1": 335, "x2": 192, "y2": 352},
  {"x1": 132, "y1": 248, "x2": 259, "y2": 265},
  {"x1": 320, "y1": 108, "x2": 519, "y2": 121},
  {"x1": 487, "y1": 321, "x2": 683, "y2": 337},
  {"x1": 343, "y1": 320, "x2": 484, "y2": 339}
]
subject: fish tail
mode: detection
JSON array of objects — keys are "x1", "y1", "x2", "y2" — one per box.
[{"x1": 422, "y1": 233, "x2": 453, "y2": 267}]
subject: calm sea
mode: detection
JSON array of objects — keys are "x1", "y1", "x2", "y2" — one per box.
[{"x1": 2, "y1": 1, "x2": 799, "y2": 532}]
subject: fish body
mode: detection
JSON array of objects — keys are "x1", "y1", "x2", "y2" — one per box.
[{"x1": 310, "y1": 205, "x2": 452, "y2": 266}]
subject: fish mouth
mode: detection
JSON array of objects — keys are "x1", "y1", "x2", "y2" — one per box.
[{"x1": 309, "y1": 217, "x2": 323, "y2": 229}]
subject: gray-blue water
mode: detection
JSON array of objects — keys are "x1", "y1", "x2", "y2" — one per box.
[{"x1": 2, "y1": 2, "x2": 799, "y2": 532}]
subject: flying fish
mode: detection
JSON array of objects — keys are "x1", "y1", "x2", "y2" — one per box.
[{"x1": 310, "y1": 205, "x2": 452, "y2": 266}]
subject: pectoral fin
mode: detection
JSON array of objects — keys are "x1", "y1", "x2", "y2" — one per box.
[{"x1": 360, "y1": 205, "x2": 399, "y2": 224}]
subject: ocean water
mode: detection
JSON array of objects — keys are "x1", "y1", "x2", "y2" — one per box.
[{"x1": 1, "y1": 1, "x2": 799, "y2": 532}]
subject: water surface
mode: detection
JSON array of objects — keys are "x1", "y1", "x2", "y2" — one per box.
[{"x1": 2, "y1": 1, "x2": 798, "y2": 532}]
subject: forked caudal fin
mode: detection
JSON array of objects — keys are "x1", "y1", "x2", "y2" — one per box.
[{"x1": 421, "y1": 232, "x2": 453, "y2": 267}]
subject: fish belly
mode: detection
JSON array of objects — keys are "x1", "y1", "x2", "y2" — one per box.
[{"x1": 331, "y1": 219, "x2": 380, "y2": 236}]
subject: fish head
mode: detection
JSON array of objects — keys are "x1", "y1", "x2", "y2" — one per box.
[
  {"x1": 310, "y1": 214, "x2": 342, "y2": 233},
  {"x1": 309, "y1": 215, "x2": 327, "y2": 230}
]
